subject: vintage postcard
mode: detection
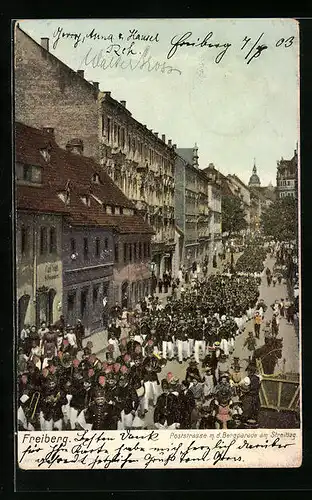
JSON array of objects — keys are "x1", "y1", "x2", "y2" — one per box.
[{"x1": 14, "y1": 18, "x2": 301, "y2": 470}]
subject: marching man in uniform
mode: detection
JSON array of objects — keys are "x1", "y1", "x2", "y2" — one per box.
[
  {"x1": 153, "y1": 374, "x2": 180, "y2": 429},
  {"x1": 39, "y1": 374, "x2": 67, "y2": 431},
  {"x1": 116, "y1": 365, "x2": 140, "y2": 430},
  {"x1": 142, "y1": 341, "x2": 162, "y2": 412}
]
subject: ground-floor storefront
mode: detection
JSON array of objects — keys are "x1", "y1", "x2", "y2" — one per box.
[{"x1": 17, "y1": 260, "x2": 63, "y2": 332}]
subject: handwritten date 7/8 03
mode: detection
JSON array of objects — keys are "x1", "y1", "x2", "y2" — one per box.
[{"x1": 167, "y1": 31, "x2": 295, "y2": 65}]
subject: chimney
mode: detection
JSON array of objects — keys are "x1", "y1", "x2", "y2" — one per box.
[
  {"x1": 104, "y1": 91, "x2": 111, "y2": 97},
  {"x1": 168, "y1": 140, "x2": 172, "y2": 147},
  {"x1": 93, "y1": 82, "x2": 99, "y2": 90},
  {"x1": 66, "y1": 138, "x2": 84, "y2": 155},
  {"x1": 162, "y1": 134, "x2": 166, "y2": 142},
  {"x1": 77, "y1": 69, "x2": 84, "y2": 78},
  {"x1": 173, "y1": 144, "x2": 177, "y2": 149},
  {"x1": 154, "y1": 132, "x2": 158, "y2": 138},
  {"x1": 41, "y1": 37, "x2": 49, "y2": 51},
  {"x1": 120, "y1": 100, "x2": 126, "y2": 107},
  {"x1": 42, "y1": 126, "x2": 55, "y2": 137}
]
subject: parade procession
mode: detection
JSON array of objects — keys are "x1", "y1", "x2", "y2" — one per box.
[
  {"x1": 15, "y1": 23, "x2": 300, "y2": 435},
  {"x1": 17, "y1": 238, "x2": 300, "y2": 432}
]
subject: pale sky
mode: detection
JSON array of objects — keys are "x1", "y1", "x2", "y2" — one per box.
[{"x1": 18, "y1": 19, "x2": 299, "y2": 186}]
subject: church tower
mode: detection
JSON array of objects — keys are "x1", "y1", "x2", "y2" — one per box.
[{"x1": 248, "y1": 160, "x2": 261, "y2": 187}]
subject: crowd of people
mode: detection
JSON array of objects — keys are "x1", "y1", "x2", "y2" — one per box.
[{"x1": 17, "y1": 240, "x2": 296, "y2": 432}]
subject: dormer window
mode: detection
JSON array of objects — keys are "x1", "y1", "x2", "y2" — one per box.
[
  {"x1": 58, "y1": 192, "x2": 70, "y2": 205},
  {"x1": 40, "y1": 147, "x2": 51, "y2": 162},
  {"x1": 81, "y1": 195, "x2": 91, "y2": 207},
  {"x1": 92, "y1": 172, "x2": 100, "y2": 184}
]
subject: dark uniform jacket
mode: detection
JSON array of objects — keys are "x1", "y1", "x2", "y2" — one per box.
[
  {"x1": 115, "y1": 384, "x2": 140, "y2": 415},
  {"x1": 154, "y1": 392, "x2": 180, "y2": 426},
  {"x1": 142, "y1": 356, "x2": 161, "y2": 383},
  {"x1": 85, "y1": 401, "x2": 120, "y2": 430},
  {"x1": 40, "y1": 387, "x2": 67, "y2": 421}
]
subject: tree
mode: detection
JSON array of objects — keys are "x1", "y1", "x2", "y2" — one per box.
[
  {"x1": 221, "y1": 194, "x2": 248, "y2": 238},
  {"x1": 260, "y1": 196, "x2": 298, "y2": 242}
]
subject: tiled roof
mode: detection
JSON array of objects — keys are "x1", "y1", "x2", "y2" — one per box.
[
  {"x1": 17, "y1": 184, "x2": 70, "y2": 214},
  {"x1": 15, "y1": 122, "x2": 154, "y2": 235}
]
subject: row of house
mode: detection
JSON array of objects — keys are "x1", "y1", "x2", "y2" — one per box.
[
  {"x1": 14, "y1": 26, "x2": 223, "y2": 335},
  {"x1": 16, "y1": 122, "x2": 154, "y2": 335}
]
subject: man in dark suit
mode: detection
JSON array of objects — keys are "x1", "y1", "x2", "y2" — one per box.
[{"x1": 178, "y1": 380, "x2": 196, "y2": 429}]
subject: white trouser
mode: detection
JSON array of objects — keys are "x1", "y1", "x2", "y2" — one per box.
[
  {"x1": 18, "y1": 406, "x2": 28, "y2": 429},
  {"x1": 155, "y1": 422, "x2": 179, "y2": 429},
  {"x1": 162, "y1": 341, "x2": 173, "y2": 359},
  {"x1": 54, "y1": 418, "x2": 63, "y2": 431},
  {"x1": 194, "y1": 340, "x2": 206, "y2": 363},
  {"x1": 69, "y1": 407, "x2": 79, "y2": 430},
  {"x1": 118, "y1": 410, "x2": 134, "y2": 430},
  {"x1": 39, "y1": 411, "x2": 63, "y2": 431},
  {"x1": 188, "y1": 338, "x2": 195, "y2": 354},
  {"x1": 220, "y1": 338, "x2": 229, "y2": 356},
  {"x1": 143, "y1": 381, "x2": 158, "y2": 410},
  {"x1": 76, "y1": 409, "x2": 92, "y2": 430},
  {"x1": 177, "y1": 339, "x2": 190, "y2": 362}
]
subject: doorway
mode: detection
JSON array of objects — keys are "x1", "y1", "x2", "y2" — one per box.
[
  {"x1": 121, "y1": 281, "x2": 129, "y2": 309},
  {"x1": 80, "y1": 288, "x2": 89, "y2": 324},
  {"x1": 47, "y1": 289, "x2": 56, "y2": 326}
]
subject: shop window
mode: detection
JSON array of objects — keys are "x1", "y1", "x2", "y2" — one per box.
[
  {"x1": 49, "y1": 227, "x2": 57, "y2": 254},
  {"x1": 21, "y1": 225, "x2": 29, "y2": 256},
  {"x1": 40, "y1": 227, "x2": 48, "y2": 255},
  {"x1": 70, "y1": 238, "x2": 76, "y2": 254},
  {"x1": 114, "y1": 243, "x2": 119, "y2": 263},
  {"x1": 134, "y1": 242, "x2": 137, "y2": 261},
  {"x1": 93, "y1": 285, "x2": 100, "y2": 304},
  {"x1": 104, "y1": 238, "x2": 108, "y2": 250},
  {"x1": 83, "y1": 237, "x2": 89, "y2": 260},
  {"x1": 123, "y1": 243, "x2": 127, "y2": 263},
  {"x1": 95, "y1": 237, "x2": 100, "y2": 257},
  {"x1": 67, "y1": 292, "x2": 75, "y2": 312},
  {"x1": 129, "y1": 243, "x2": 133, "y2": 262}
]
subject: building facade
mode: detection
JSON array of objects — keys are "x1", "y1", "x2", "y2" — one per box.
[
  {"x1": 202, "y1": 164, "x2": 223, "y2": 267},
  {"x1": 174, "y1": 147, "x2": 212, "y2": 272},
  {"x1": 276, "y1": 148, "x2": 298, "y2": 199},
  {"x1": 248, "y1": 163, "x2": 277, "y2": 232},
  {"x1": 16, "y1": 211, "x2": 64, "y2": 332},
  {"x1": 15, "y1": 26, "x2": 100, "y2": 161},
  {"x1": 226, "y1": 174, "x2": 251, "y2": 229},
  {"x1": 16, "y1": 122, "x2": 153, "y2": 336},
  {"x1": 62, "y1": 225, "x2": 114, "y2": 333},
  {"x1": 98, "y1": 92, "x2": 176, "y2": 279},
  {"x1": 15, "y1": 26, "x2": 175, "y2": 281}
]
